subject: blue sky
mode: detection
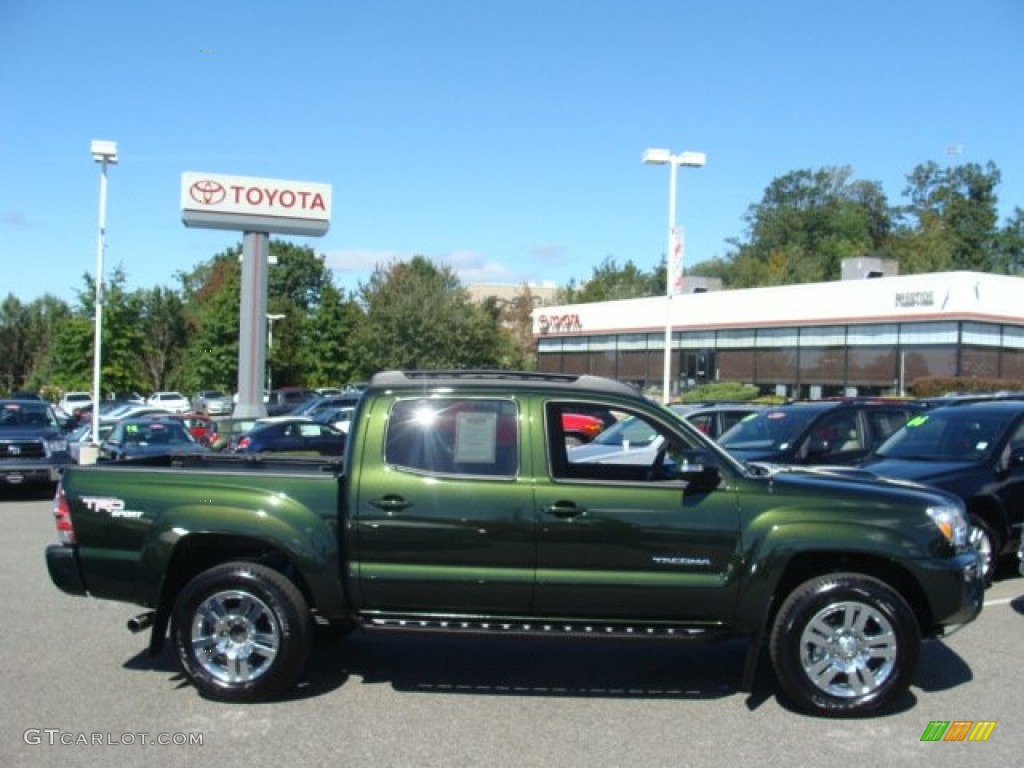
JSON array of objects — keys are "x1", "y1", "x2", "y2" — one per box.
[{"x1": 2, "y1": 0, "x2": 1022, "y2": 304}]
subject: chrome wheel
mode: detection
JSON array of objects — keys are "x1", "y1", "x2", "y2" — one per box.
[
  {"x1": 968, "y1": 522, "x2": 995, "y2": 583},
  {"x1": 797, "y1": 600, "x2": 897, "y2": 699},
  {"x1": 190, "y1": 590, "x2": 280, "y2": 684}
]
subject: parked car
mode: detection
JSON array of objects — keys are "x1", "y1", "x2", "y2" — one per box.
[
  {"x1": 67, "y1": 421, "x2": 115, "y2": 463},
  {"x1": 717, "y1": 399, "x2": 924, "y2": 467},
  {"x1": 191, "y1": 390, "x2": 234, "y2": 416},
  {"x1": 313, "y1": 387, "x2": 344, "y2": 397},
  {"x1": 858, "y1": 400, "x2": 1024, "y2": 583},
  {"x1": 311, "y1": 406, "x2": 356, "y2": 434},
  {"x1": 99, "y1": 416, "x2": 209, "y2": 462},
  {"x1": 58, "y1": 391, "x2": 92, "y2": 418},
  {"x1": 0, "y1": 399, "x2": 70, "y2": 485},
  {"x1": 181, "y1": 413, "x2": 214, "y2": 443},
  {"x1": 265, "y1": 387, "x2": 317, "y2": 416},
  {"x1": 670, "y1": 402, "x2": 765, "y2": 440},
  {"x1": 146, "y1": 391, "x2": 190, "y2": 413},
  {"x1": 235, "y1": 418, "x2": 346, "y2": 455},
  {"x1": 561, "y1": 412, "x2": 606, "y2": 446},
  {"x1": 289, "y1": 393, "x2": 362, "y2": 418},
  {"x1": 205, "y1": 417, "x2": 260, "y2": 451}
]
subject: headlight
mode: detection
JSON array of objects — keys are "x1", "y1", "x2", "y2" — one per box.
[
  {"x1": 927, "y1": 505, "x2": 968, "y2": 548},
  {"x1": 46, "y1": 439, "x2": 68, "y2": 453}
]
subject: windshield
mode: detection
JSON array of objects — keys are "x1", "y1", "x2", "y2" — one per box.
[
  {"x1": 0, "y1": 401, "x2": 59, "y2": 428},
  {"x1": 718, "y1": 408, "x2": 820, "y2": 452},
  {"x1": 874, "y1": 410, "x2": 1008, "y2": 462}
]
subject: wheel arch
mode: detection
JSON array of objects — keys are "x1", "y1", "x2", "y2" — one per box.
[{"x1": 147, "y1": 532, "x2": 338, "y2": 655}]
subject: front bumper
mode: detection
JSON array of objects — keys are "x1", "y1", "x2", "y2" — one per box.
[
  {"x1": 46, "y1": 545, "x2": 87, "y2": 596},
  {"x1": 914, "y1": 549, "x2": 984, "y2": 633},
  {"x1": 1, "y1": 463, "x2": 63, "y2": 484}
]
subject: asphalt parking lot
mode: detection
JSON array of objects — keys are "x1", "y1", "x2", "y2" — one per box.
[{"x1": 1, "y1": 486, "x2": 1022, "y2": 768}]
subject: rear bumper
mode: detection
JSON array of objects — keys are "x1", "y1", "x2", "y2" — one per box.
[{"x1": 46, "y1": 545, "x2": 87, "y2": 596}]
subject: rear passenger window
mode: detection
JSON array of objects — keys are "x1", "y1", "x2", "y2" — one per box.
[{"x1": 385, "y1": 398, "x2": 518, "y2": 477}]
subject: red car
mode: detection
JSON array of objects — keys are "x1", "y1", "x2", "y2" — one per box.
[
  {"x1": 181, "y1": 413, "x2": 213, "y2": 444},
  {"x1": 562, "y1": 412, "x2": 606, "y2": 446}
]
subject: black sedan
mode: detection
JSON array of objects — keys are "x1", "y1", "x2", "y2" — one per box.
[
  {"x1": 235, "y1": 419, "x2": 346, "y2": 455},
  {"x1": 99, "y1": 416, "x2": 210, "y2": 461}
]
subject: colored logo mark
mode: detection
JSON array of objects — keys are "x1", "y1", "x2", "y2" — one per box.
[{"x1": 920, "y1": 720, "x2": 997, "y2": 742}]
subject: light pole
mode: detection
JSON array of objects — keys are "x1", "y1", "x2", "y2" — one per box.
[
  {"x1": 90, "y1": 140, "x2": 117, "y2": 445},
  {"x1": 266, "y1": 313, "x2": 285, "y2": 393},
  {"x1": 642, "y1": 147, "x2": 706, "y2": 404}
]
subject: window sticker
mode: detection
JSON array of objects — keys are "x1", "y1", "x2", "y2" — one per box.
[
  {"x1": 906, "y1": 415, "x2": 929, "y2": 428},
  {"x1": 454, "y1": 411, "x2": 497, "y2": 463}
]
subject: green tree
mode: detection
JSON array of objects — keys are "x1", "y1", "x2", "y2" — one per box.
[
  {"x1": 559, "y1": 256, "x2": 664, "y2": 303},
  {"x1": 898, "y1": 161, "x2": 1002, "y2": 273},
  {"x1": 997, "y1": 207, "x2": 1024, "y2": 275},
  {"x1": 136, "y1": 286, "x2": 188, "y2": 391},
  {"x1": 178, "y1": 249, "x2": 242, "y2": 393},
  {"x1": 300, "y1": 282, "x2": 363, "y2": 387},
  {"x1": 350, "y1": 256, "x2": 508, "y2": 374},
  {"x1": 48, "y1": 267, "x2": 146, "y2": 395},
  {"x1": 721, "y1": 167, "x2": 894, "y2": 288}
]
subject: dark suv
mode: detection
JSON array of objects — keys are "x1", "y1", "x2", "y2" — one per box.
[
  {"x1": 0, "y1": 399, "x2": 71, "y2": 486},
  {"x1": 859, "y1": 400, "x2": 1024, "y2": 583},
  {"x1": 718, "y1": 399, "x2": 924, "y2": 467}
]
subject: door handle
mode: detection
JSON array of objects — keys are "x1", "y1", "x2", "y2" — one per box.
[
  {"x1": 369, "y1": 495, "x2": 412, "y2": 512},
  {"x1": 543, "y1": 502, "x2": 586, "y2": 519}
]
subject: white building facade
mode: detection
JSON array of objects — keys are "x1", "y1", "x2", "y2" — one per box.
[{"x1": 532, "y1": 271, "x2": 1024, "y2": 398}]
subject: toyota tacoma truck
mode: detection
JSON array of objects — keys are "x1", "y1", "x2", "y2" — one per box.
[{"x1": 45, "y1": 370, "x2": 984, "y2": 715}]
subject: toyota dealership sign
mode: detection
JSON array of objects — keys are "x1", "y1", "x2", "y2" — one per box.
[{"x1": 181, "y1": 172, "x2": 332, "y2": 236}]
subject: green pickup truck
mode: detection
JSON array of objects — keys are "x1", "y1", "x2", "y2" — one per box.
[{"x1": 45, "y1": 370, "x2": 984, "y2": 715}]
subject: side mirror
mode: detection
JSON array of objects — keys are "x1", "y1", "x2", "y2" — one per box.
[{"x1": 677, "y1": 450, "x2": 721, "y2": 491}]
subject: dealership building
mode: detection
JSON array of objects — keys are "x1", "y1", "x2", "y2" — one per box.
[{"x1": 531, "y1": 267, "x2": 1024, "y2": 399}]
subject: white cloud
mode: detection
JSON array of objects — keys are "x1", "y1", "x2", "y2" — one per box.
[{"x1": 322, "y1": 247, "x2": 533, "y2": 288}]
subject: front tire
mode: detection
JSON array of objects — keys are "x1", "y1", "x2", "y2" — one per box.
[
  {"x1": 769, "y1": 573, "x2": 919, "y2": 716},
  {"x1": 171, "y1": 562, "x2": 312, "y2": 701},
  {"x1": 967, "y1": 517, "x2": 999, "y2": 586}
]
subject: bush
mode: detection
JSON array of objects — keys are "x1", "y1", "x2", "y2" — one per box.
[
  {"x1": 679, "y1": 381, "x2": 760, "y2": 403},
  {"x1": 909, "y1": 376, "x2": 1024, "y2": 398}
]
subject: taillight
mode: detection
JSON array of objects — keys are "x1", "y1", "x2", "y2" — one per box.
[
  {"x1": 237, "y1": 436, "x2": 250, "y2": 451},
  {"x1": 53, "y1": 485, "x2": 76, "y2": 545}
]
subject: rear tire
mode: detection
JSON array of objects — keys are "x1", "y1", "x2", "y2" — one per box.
[
  {"x1": 770, "y1": 573, "x2": 919, "y2": 716},
  {"x1": 171, "y1": 562, "x2": 312, "y2": 701}
]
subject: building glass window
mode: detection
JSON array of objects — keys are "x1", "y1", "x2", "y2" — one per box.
[
  {"x1": 1003, "y1": 326, "x2": 1024, "y2": 350},
  {"x1": 1002, "y1": 348, "x2": 1024, "y2": 378},
  {"x1": 900, "y1": 322, "x2": 958, "y2": 345},
  {"x1": 848, "y1": 347, "x2": 897, "y2": 388},
  {"x1": 618, "y1": 350, "x2": 649, "y2": 380},
  {"x1": 755, "y1": 348, "x2": 797, "y2": 382},
  {"x1": 718, "y1": 349, "x2": 755, "y2": 381},
  {"x1": 799, "y1": 326, "x2": 846, "y2": 347},
  {"x1": 962, "y1": 323, "x2": 1002, "y2": 347},
  {"x1": 798, "y1": 347, "x2": 846, "y2": 385},
  {"x1": 717, "y1": 329, "x2": 757, "y2": 348},
  {"x1": 960, "y1": 346, "x2": 1000, "y2": 378},
  {"x1": 848, "y1": 324, "x2": 898, "y2": 346},
  {"x1": 756, "y1": 328, "x2": 799, "y2": 348},
  {"x1": 902, "y1": 346, "x2": 957, "y2": 380}
]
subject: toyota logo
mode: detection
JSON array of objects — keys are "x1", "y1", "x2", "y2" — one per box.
[{"x1": 189, "y1": 180, "x2": 226, "y2": 205}]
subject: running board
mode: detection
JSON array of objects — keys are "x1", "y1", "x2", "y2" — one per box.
[{"x1": 362, "y1": 615, "x2": 726, "y2": 640}]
